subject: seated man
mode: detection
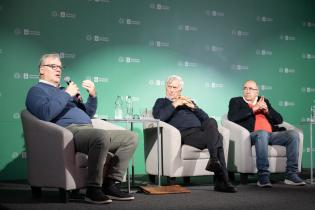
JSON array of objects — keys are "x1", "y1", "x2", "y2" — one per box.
[
  {"x1": 227, "y1": 80, "x2": 305, "y2": 187},
  {"x1": 26, "y1": 53, "x2": 138, "y2": 204},
  {"x1": 152, "y1": 75, "x2": 237, "y2": 193}
]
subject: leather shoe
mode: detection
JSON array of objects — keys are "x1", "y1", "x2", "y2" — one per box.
[
  {"x1": 206, "y1": 159, "x2": 222, "y2": 173},
  {"x1": 214, "y1": 181, "x2": 237, "y2": 193}
]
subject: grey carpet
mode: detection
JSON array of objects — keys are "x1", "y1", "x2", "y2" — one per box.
[{"x1": 1, "y1": 181, "x2": 315, "y2": 210}]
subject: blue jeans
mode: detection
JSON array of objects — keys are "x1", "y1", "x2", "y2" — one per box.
[{"x1": 250, "y1": 130, "x2": 299, "y2": 176}]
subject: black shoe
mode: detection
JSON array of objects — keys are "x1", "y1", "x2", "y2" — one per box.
[
  {"x1": 214, "y1": 181, "x2": 237, "y2": 193},
  {"x1": 103, "y1": 182, "x2": 135, "y2": 201},
  {"x1": 85, "y1": 187, "x2": 112, "y2": 204},
  {"x1": 206, "y1": 159, "x2": 222, "y2": 173}
]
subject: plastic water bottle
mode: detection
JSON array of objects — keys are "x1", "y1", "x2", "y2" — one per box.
[
  {"x1": 125, "y1": 95, "x2": 133, "y2": 119},
  {"x1": 114, "y1": 96, "x2": 123, "y2": 119}
]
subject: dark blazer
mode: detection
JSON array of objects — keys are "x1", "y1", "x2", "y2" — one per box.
[{"x1": 227, "y1": 96, "x2": 284, "y2": 132}]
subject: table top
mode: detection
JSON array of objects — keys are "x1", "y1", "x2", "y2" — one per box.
[{"x1": 102, "y1": 118, "x2": 160, "y2": 123}]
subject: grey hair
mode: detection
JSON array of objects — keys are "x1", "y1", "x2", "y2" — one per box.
[
  {"x1": 38, "y1": 53, "x2": 60, "y2": 67},
  {"x1": 166, "y1": 75, "x2": 184, "y2": 89}
]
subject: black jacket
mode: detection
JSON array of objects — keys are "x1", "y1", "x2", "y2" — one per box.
[
  {"x1": 227, "y1": 96, "x2": 284, "y2": 132},
  {"x1": 152, "y1": 98, "x2": 209, "y2": 132}
]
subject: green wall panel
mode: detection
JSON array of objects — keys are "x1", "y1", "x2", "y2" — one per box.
[{"x1": 0, "y1": 0, "x2": 314, "y2": 180}]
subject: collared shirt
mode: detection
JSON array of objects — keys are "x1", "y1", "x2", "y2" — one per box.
[{"x1": 39, "y1": 79, "x2": 58, "y2": 87}]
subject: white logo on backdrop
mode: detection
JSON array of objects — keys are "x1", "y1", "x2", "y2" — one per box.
[
  {"x1": 51, "y1": 10, "x2": 76, "y2": 19},
  {"x1": 260, "y1": 85, "x2": 272, "y2": 91},
  {"x1": 302, "y1": 53, "x2": 315, "y2": 60},
  {"x1": 13, "y1": 112, "x2": 20, "y2": 119},
  {"x1": 14, "y1": 73, "x2": 21, "y2": 79},
  {"x1": 14, "y1": 28, "x2": 40, "y2": 36},
  {"x1": 302, "y1": 21, "x2": 315, "y2": 28},
  {"x1": 178, "y1": 25, "x2": 198, "y2": 32},
  {"x1": 205, "y1": 45, "x2": 224, "y2": 52},
  {"x1": 279, "y1": 67, "x2": 296, "y2": 74},
  {"x1": 256, "y1": 16, "x2": 273, "y2": 22},
  {"x1": 118, "y1": 18, "x2": 141, "y2": 25},
  {"x1": 231, "y1": 64, "x2": 249, "y2": 71},
  {"x1": 149, "y1": 3, "x2": 170, "y2": 10},
  {"x1": 59, "y1": 52, "x2": 76, "y2": 59},
  {"x1": 205, "y1": 10, "x2": 224, "y2": 17},
  {"x1": 278, "y1": 101, "x2": 295, "y2": 107},
  {"x1": 149, "y1": 40, "x2": 170, "y2": 48},
  {"x1": 86, "y1": 34, "x2": 110, "y2": 42},
  {"x1": 11, "y1": 151, "x2": 26, "y2": 159},
  {"x1": 280, "y1": 35, "x2": 296, "y2": 41},
  {"x1": 149, "y1": 80, "x2": 165, "y2": 86},
  {"x1": 301, "y1": 87, "x2": 315, "y2": 93},
  {"x1": 13, "y1": 72, "x2": 38, "y2": 80},
  {"x1": 205, "y1": 82, "x2": 224, "y2": 88},
  {"x1": 177, "y1": 60, "x2": 198, "y2": 68},
  {"x1": 85, "y1": 76, "x2": 109, "y2": 83},
  {"x1": 256, "y1": 49, "x2": 272, "y2": 56},
  {"x1": 231, "y1": 29, "x2": 249, "y2": 37},
  {"x1": 87, "y1": 0, "x2": 111, "y2": 3},
  {"x1": 12, "y1": 152, "x2": 19, "y2": 159},
  {"x1": 118, "y1": 56, "x2": 141, "y2": 63}
]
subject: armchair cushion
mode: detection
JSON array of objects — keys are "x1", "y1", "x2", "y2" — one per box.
[{"x1": 181, "y1": 146, "x2": 209, "y2": 160}]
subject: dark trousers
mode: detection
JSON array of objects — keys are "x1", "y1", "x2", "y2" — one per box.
[{"x1": 181, "y1": 118, "x2": 228, "y2": 180}]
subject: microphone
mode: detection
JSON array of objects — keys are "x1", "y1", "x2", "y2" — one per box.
[
  {"x1": 64, "y1": 76, "x2": 86, "y2": 112},
  {"x1": 63, "y1": 76, "x2": 72, "y2": 85},
  {"x1": 63, "y1": 77, "x2": 82, "y2": 101}
]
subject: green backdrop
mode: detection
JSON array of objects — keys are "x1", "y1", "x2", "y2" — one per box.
[{"x1": 0, "y1": 0, "x2": 314, "y2": 180}]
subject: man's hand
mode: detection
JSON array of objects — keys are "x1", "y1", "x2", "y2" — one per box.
[
  {"x1": 253, "y1": 96, "x2": 268, "y2": 113},
  {"x1": 82, "y1": 80, "x2": 96, "y2": 97},
  {"x1": 172, "y1": 96, "x2": 196, "y2": 109},
  {"x1": 65, "y1": 81, "x2": 80, "y2": 97}
]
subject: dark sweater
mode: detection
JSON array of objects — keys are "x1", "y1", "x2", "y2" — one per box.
[
  {"x1": 227, "y1": 96, "x2": 283, "y2": 132},
  {"x1": 25, "y1": 82, "x2": 97, "y2": 127},
  {"x1": 152, "y1": 98, "x2": 209, "y2": 131}
]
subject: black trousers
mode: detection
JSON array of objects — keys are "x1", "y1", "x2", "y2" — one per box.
[{"x1": 181, "y1": 118, "x2": 228, "y2": 179}]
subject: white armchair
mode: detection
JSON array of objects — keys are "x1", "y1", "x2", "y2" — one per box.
[
  {"x1": 143, "y1": 111, "x2": 230, "y2": 184},
  {"x1": 20, "y1": 109, "x2": 124, "y2": 202},
  {"x1": 221, "y1": 114, "x2": 303, "y2": 184}
]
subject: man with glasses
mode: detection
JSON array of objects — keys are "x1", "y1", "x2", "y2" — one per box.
[
  {"x1": 25, "y1": 53, "x2": 138, "y2": 204},
  {"x1": 227, "y1": 80, "x2": 305, "y2": 187}
]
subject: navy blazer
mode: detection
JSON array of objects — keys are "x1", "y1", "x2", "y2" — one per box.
[
  {"x1": 227, "y1": 96, "x2": 284, "y2": 132},
  {"x1": 152, "y1": 97, "x2": 209, "y2": 132}
]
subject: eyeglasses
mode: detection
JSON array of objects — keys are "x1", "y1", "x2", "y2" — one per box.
[
  {"x1": 41, "y1": 64, "x2": 64, "y2": 71},
  {"x1": 243, "y1": 87, "x2": 258, "y2": 91}
]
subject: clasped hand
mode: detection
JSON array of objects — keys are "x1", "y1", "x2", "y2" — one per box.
[
  {"x1": 65, "y1": 80, "x2": 96, "y2": 98},
  {"x1": 172, "y1": 95, "x2": 196, "y2": 109},
  {"x1": 253, "y1": 96, "x2": 268, "y2": 113}
]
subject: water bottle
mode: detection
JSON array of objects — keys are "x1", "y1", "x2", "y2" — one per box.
[
  {"x1": 125, "y1": 95, "x2": 133, "y2": 119},
  {"x1": 114, "y1": 96, "x2": 123, "y2": 119}
]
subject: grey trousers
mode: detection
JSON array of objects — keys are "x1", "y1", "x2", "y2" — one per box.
[{"x1": 66, "y1": 124, "x2": 138, "y2": 187}]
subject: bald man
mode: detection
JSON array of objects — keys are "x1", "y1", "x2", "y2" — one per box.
[{"x1": 228, "y1": 80, "x2": 305, "y2": 188}]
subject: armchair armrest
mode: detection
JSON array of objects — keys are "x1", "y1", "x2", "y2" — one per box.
[
  {"x1": 221, "y1": 114, "x2": 252, "y2": 172},
  {"x1": 21, "y1": 110, "x2": 75, "y2": 187},
  {"x1": 279, "y1": 121, "x2": 304, "y2": 171},
  {"x1": 218, "y1": 125, "x2": 230, "y2": 162},
  {"x1": 143, "y1": 121, "x2": 182, "y2": 176}
]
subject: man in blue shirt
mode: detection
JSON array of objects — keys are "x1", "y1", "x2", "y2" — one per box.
[
  {"x1": 153, "y1": 75, "x2": 236, "y2": 193},
  {"x1": 26, "y1": 53, "x2": 138, "y2": 204}
]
